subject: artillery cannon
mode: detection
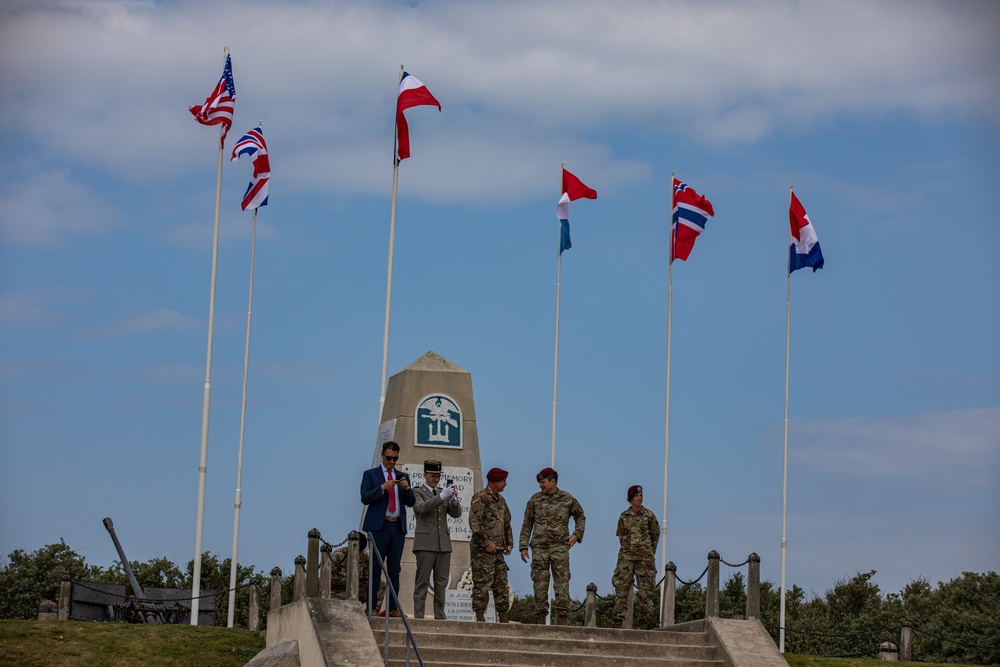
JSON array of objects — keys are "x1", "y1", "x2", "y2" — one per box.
[{"x1": 102, "y1": 517, "x2": 182, "y2": 624}]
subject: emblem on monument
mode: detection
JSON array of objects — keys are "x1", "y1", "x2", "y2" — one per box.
[{"x1": 415, "y1": 394, "x2": 462, "y2": 448}]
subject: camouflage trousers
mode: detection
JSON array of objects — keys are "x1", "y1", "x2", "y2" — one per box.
[
  {"x1": 470, "y1": 547, "x2": 509, "y2": 613},
  {"x1": 612, "y1": 557, "x2": 656, "y2": 628},
  {"x1": 529, "y1": 547, "x2": 570, "y2": 615}
]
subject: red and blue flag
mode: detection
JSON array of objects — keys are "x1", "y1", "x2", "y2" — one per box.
[
  {"x1": 231, "y1": 126, "x2": 269, "y2": 211},
  {"x1": 556, "y1": 168, "x2": 598, "y2": 254},
  {"x1": 395, "y1": 71, "x2": 441, "y2": 162},
  {"x1": 789, "y1": 192, "x2": 824, "y2": 273},
  {"x1": 671, "y1": 178, "x2": 715, "y2": 262},
  {"x1": 189, "y1": 54, "x2": 236, "y2": 147}
]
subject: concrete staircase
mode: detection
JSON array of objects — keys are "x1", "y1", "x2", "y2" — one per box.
[{"x1": 369, "y1": 618, "x2": 725, "y2": 667}]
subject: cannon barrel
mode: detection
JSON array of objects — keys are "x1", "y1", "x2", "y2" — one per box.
[{"x1": 102, "y1": 517, "x2": 147, "y2": 600}]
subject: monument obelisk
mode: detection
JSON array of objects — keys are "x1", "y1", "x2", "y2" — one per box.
[{"x1": 366, "y1": 351, "x2": 483, "y2": 618}]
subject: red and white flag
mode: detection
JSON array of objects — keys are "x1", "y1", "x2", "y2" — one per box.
[
  {"x1": 189, "y1": 54, "x2": 236, "y2": 147},
  {"x1": 395, "y1": 71, "x2": 440, "y2": 161}
]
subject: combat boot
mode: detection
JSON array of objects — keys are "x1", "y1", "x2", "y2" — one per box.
[
  {"x1": 497, "y1": 609, "x2": 509, "y2": 623},
  {"x1": 555, "y1": 613, "x2": 568, "y2": 626},
  {"x1": 535, "y1": 611, "x2": 548, "y2": 624},
  {"x1": 474, "y1": 609, "x2": 485, "y2": 622}
]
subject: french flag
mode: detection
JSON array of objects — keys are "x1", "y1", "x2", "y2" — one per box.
[
  {"x1": 395, "y1": 71, "x2": 441, "y2": 162},
  {"x1": 671, "y1": 178, "x2": 715, "y2": 262},
  {"x1": 789, "y1": 192, "x2": 824, "y2": 273},
  {"x1": 231, "y1": 126, "x2": 269, "y2": 211}
]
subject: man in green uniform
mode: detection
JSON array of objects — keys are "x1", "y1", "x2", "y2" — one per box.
[
  {"x1": 329, "y1": 534, "x2": 384, "y2": 607},
  {"x1": 612, "y1": 484, "x2": 660, "y2": 629},
  {"x1": 518, "y1": 467, "x2": 585, "y2": 625},
  {"x1": 469, "y1": 467, "x2": 513, "y2": 622}
]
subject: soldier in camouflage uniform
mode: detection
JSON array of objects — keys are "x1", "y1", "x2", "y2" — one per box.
[
  {"x1": 518, "y1": 467, "x2": 586, "y2": 625},
  {"x1": 469, "y1": 467, "x2": 513, "y2": 622},
  {"x1": 329, "y1": 534, "x2": 384, "y2": 608},
  {"x1": 612, "y1": 484, "x2": 660, "y2": 629}
]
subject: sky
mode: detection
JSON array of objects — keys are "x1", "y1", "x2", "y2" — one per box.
[{"x1": 1, "y1": 0, "x2": 998, "y2": 608}]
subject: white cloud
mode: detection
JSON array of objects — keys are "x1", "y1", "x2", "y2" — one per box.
[
  {"x1": 794, "y1": 407, "x2": 1000, "y2": 482},
  {"x1": 1, "y1": 0, "x2": 997, "y2": 201},
  {"x1": 0, "y1": 288, "x2": 89, "y2": 330},
  {"x1": 0, "y1": 171, "x2": 125, "y2": 247},
  {"x1": 74, "y1": 308, "x2": 202, "y2": 339}
]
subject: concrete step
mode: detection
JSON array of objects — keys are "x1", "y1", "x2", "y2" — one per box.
[{"x1": 369, "y1": 618, "x2": 723, "y2": 667}]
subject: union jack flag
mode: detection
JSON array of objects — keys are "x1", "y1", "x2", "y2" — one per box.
[
  {"x1": 231, "y1": 126, "x2": 269, "y2": 210},
  {"x1": 189, "y1": 53, "x2": 236, "y2": 147}
]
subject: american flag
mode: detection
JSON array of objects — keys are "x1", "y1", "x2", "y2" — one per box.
[
  {"x1": 231, "y1": 126, "x2": 269, "y2": 211},
  {"x1": 189, "y1": 53, "x2": 236, "y2": 147}
]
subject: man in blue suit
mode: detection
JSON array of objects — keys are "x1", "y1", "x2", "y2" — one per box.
[{"x1": 361, "y1": 440, "x2": 415, "y2": 616}]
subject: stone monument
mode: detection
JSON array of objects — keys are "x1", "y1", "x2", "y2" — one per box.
[{"x1": 365, "y1": 351, "x2": 487, "y2": 618}]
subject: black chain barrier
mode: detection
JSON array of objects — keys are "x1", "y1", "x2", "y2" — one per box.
[
  {"x1": 676, "y1": 565, "x2": 709, "y2": 586},
  {"x1": 719, "y1": 555, "x2": 750, "y2": 568},
  {"x1": 71, "y1": 579, "x2": 248, "y2": 602},
  {"x1": 910, "y1": 623, "x2": 1000, "y2": 650}
]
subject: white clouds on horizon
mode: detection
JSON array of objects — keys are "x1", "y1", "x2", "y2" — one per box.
[
  {"x1": 0, "y1": 0, "x2": 997, "y2": 202},
  {"x1": 0, "y1": 171, "x2": 125, "y2": 248},
  {"x1": 794, "y1": 407, "x2": 1000, "y2": 483}
]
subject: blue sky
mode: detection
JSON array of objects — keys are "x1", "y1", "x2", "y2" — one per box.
[{"x1": 1, "y1": 0, "x2": 998, "y2": 604}]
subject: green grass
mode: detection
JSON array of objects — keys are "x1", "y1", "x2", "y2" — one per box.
[
  {"x1": 0, "y1": 620, "x2": 984, "y2": 667},
  {"x1": 783, "y1": 655, "x2": 979, "y2": 667},
  {"x1": 0, "y1": 620, "x2": 265, "y2": 667}
]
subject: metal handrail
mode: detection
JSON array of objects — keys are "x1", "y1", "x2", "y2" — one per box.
[{"x1": 365, "y1": 531, "x2": 424, "y2": 667}]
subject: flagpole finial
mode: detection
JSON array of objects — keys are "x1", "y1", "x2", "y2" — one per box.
[{"x1": 224, "y1": 46, "x2": 230, "y2": 56}]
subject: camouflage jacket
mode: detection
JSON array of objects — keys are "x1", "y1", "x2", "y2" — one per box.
[
  {"x1": 469, "y1": 487, "x2": 512, "y2": 551},
  {"x1": 330, "y1": 546, "x2": 369, "y2": 591},
  {"x1": 518, "y1": 488, "x2": 585, "y2": 552},
  {"x1": 616, "y1": 505, "x2": 660, "y2": 561}
]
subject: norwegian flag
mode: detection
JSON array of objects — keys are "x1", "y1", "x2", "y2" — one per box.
[
  {"x1": 231, "y1": 126, "x2": 269, "y2": 210},
  {"x1": 189, "y1": 53, "x2": 236, "y2": 147},
  {"x1": 671, "y1": 177, "x2": 715, "y2": 262}
]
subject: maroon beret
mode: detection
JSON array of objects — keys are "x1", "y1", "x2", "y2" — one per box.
[
  {"x1": 628, "y1": 485, "x2": 643, "y2": 502},
  {"x1": 536, "y1": 467, "x2": 557, "y2": 482},
  {"x1": 486, "y1": 467, "x2": 508, "y2": 483}
]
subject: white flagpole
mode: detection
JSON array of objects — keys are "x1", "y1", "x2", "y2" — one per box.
[
  {"x1": 379, "y1": 64, "x2": 405, "y2": 425},
  {"x1": 780, "y1": 184, "x2": 793, "y2": 652},
  {"x1": 191, "y1": 45, "x2": 228, "y2": 625},
  {"x1": 227, "y1": 174, "x2": 260, "y2": 628},
  {"x1": 659, "y1": 172, "x2": 675, "y2": 624},
  {"x1": 551, "y1": 163, "x2": 565, "y2": 469}
]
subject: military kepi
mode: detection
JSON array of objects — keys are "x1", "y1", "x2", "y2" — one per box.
[{"x1": 424, "y1": 460, "x2": 442, "y2": 473}]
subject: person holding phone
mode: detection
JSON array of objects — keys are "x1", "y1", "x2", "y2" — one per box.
[
  {"x1": 360, "y1": 441, "x2": 415, "y2": 617},
  {"x1": 412, "y1": 460, "x2": 463, "y2": 619}
]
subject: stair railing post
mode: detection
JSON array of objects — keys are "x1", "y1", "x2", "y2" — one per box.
[
  {"x1": 248, "y1": 577, "x2": 260, "y2": 632},
  {"x1": 900, "y1": 620, "x2": 913, "y2": 661},
  {"x1": 320, "y1": 543, "x2": 332, "y2": 600},
  {"x1": 705, "y1": 551, "x2": 720, "y2": 618},
  {"x1": 585, "y1": 583, "x2": 597, "y2": 627},
  {"x1": 661, "y1": 562, "x2": 676, "y2": 627},
  {"x1": 746, "y1": 552, "x2": 761, "y2": 620},
  {"x1": 269, "y1": 567, "x2": 283, "y2": 612},
  {"x1": 293, "y1": 555, "x2": 307, "y2": 602},
  {"x1": 306, "y1": 529, "x2": 320, "y2": 598},
  {"x1": 347, "y1": 531, "x2": 362, "y2": 602}
]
